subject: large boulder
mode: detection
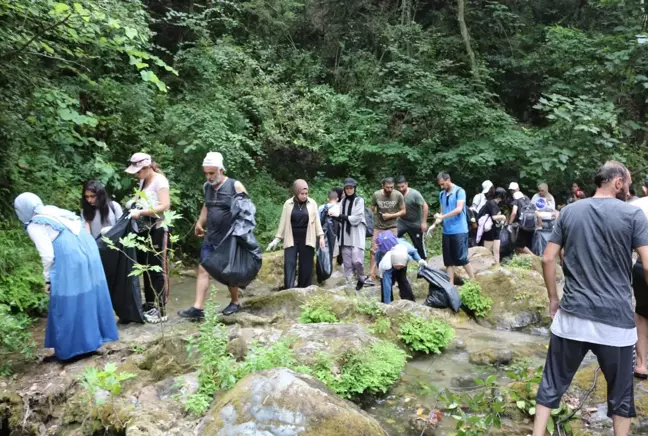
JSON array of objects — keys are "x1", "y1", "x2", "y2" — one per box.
[
  {"x1": 194, "y1": 368, "x2": 385, "y2": 436},
  {"x1": 255, "y1": 251, "x2": 347, "y2": 290},
  {"x1": 243, "y1": 287, "x2": 355, "y2": 320},
  {"x1": 283, "y1": 323, "x2": 378, "y2": 363},
  {"x1": 474, "y1": 267, "x2": 551, "y2": 331}
]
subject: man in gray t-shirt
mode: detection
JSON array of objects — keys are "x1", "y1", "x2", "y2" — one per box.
[{"x1": 533, "y1": 161, "x2": 648, "y2": 436}]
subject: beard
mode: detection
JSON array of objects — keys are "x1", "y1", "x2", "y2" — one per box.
[
  {"x1": 208, "y1": 174, "x2": 224, "y2": 186},
  {"x1": 616, "y1": 188, "x2": 628, "y2": 201}
]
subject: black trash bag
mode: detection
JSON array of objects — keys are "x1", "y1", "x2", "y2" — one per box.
[
  {"x1": 417, "y1": 266, "x2": 461, "y2": 312},
  {"x1": 97, "y1": 214, "x2": 145, "y2": 324},
  {"x1": 201, "y1": 193, "x2": 262, "y2": 288},
  {"x1": 316, "y1": 208, "x2": 335, "y2": 283},
  {"x1": 499, "y1": 226, "x2": 515, "y2": 259},
  {"x1": 532, "y1": 229, "x2": 552, "y2": 257}
]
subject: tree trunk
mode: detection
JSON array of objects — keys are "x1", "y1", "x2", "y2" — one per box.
[{"x1": 457, "y1": 0, "x2": 478, "y2": 78}]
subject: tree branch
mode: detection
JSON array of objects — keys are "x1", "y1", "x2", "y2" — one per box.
[
  {"x1": 1, "y1": 13, "x2": 72, "y2": 62},
  {"x1": 457, "y1": 0, "x2": 478, "y2": 78}
]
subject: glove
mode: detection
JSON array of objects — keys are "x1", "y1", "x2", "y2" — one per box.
[
  {"x1": 418, "y1": 259, "x2": 427, "y2": 268},
  {"x1": 434, "y1": 218, "x2": 442, "y2": 226},
  {"x1": 129, "y1": 209, "x2": 141, "y2": 220},
  {"x1": 433, "y1": 213, "x2": 442, "y2": 221},
  {"x1": 266, "y1": 237, "x2": 281, "y2": 251},
  {"x1": 338, "y1": 214, "x2": 349, "y2": 222},
  {"x1": 125, "y1": 199, "x2": 136, "y2": 210}
]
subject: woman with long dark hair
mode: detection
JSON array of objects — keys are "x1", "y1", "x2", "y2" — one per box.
[{"x1": 81, "y1": 180, "x2": 123, "y2": 239}]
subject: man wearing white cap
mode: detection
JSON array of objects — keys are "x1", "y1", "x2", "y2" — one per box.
[
  {"x1": 508, "y1": 181, "x2": 534, "y2": 255},
  {"x1": 178, "y1": 152, "x2": 247, "y2": 318},
  {"x1": 471, "y1": 180, "x2": 493, "y2": 214}
]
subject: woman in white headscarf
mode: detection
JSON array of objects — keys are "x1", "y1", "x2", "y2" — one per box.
[{"x1": 14, "y1": 193, "x2": 118, "y2": 361}]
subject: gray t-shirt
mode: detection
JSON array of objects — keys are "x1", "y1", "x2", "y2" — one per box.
[{"x1": 551, "y1": 198, "x2": 648, "y2": 328}]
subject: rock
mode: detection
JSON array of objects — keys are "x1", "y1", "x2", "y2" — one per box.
[
  {"x1": 383, "y1": 299, "x2": 462, "y2": 328},
  {"x1": 157, "y1": 372, "x2": 200, "y2": 402},
  {"x1": 474, "y1": 268, "x2": 551, "y2": 331},
  {"x1": 243, "y1": 287, "x2": 355, "y2": 320},
  {"x1": 217, "y1": 311, "x2": 280, "y2": 327},
  {"x1": 255, "y1": 251, "x2": 285, "y2": 288},
  {"x1": 468, "y1": 348, "x2": 513, "y2": 365},
  {"x1": 229, "y1": 326, "x2": 284, "y2": 346},
  {"x1": 226, "y1": 337, "x2": 248, "y2": 361},
  {"x1": 284, "y1": 323, "x2": 378, "y2": 363},
  {"x1": 195, "y1": 368, "x2": 385, "y2": 436},
  {"x1": 451, "y1": 375, "x2": 478, "y2": 389}
]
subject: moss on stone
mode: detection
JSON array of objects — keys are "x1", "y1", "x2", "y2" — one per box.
[
  {"x1": 301, "y1": 414, "x2": 385, "y2": 436},
  {"x1": 138, "y1": 336, "x2": 193, "y2": 381},
  {"x1": 570, "y1": 364, "x2": 607, "y2": 404}
]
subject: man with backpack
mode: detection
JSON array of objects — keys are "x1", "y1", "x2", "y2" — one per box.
[
  {"x1": 435, "y1": 172, "x2": 475, "y2": 285},
  {"x1": 508, "y1": 182, "x2": 535, "y2": 255}
]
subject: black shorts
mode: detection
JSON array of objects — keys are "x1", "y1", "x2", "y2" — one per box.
[
  {"x1": 632, "y1": 261, "x2": 648, "y2": 319},
  {"x1": 515, "y1": 228, "x2": 534, "y2": 249},
  {"x1": 536, "y1": 334, "x2": 635, "y2": 418},
  {"x1": 442, "y1": 233, "x2": 469, "y2": 267},
  {"x1": 482, "y1": 226, "x2": 502, "y2": 242}
]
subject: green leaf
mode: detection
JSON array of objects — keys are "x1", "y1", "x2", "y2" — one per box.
[
  {"x1": 516, "y1": 400, "x2": 526, "y2": 409},
  {"x1": 547, "y1": 416, "x2": 555, "y2": 435},
  {"x1": 58, "y1": 108, "x2": 74, "y2": 121},
  {"x1": 529, "y1": 407, "x2": 536, "y2": 415},
  {"x1": 53, "y1": 3, "x2": 70, "y2": 14},
  {"x1": 41, "y1": 42, "x2": 54, "y2": 54},
  {"x1": 125, "y1": 27, "x2": 138, "y2": 39}
]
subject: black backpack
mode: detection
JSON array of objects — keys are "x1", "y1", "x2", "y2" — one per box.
[{"x1": 518, "y1": 196, "x2": 537, "y2": 231}]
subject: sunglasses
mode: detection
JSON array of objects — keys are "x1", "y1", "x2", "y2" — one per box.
[{"x1": 128, "y1": 158, "x2": 148, "y2": 168}]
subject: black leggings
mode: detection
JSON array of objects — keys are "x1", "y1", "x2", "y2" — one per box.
[
  {"x1": 398, "y1": 222, "x2": 427, "y2": 259},
  {"x1": 284, "y1": 232, "x2": 314, "y2": 289},
  {"x1": 381, "y1": 268, "x2": 415, "y2": 303},
  {"x1": 137, "y1": 226, "x2": 169, "y2": 316}
]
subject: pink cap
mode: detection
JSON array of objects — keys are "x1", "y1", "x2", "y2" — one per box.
[{"x1": 125, "y1": 152, "x2": 152, "y2": 174}]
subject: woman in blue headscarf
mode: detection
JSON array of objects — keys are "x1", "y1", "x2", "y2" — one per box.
[{"x1": 14, "y1": 193, "x2": 118, "y2": 360}]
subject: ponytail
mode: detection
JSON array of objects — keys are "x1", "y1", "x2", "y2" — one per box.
[{"x1": 150, "y1": 161, "x2": 164, "y2": 175}]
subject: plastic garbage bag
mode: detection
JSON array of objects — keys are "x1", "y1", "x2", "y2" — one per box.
[
  {"x1": 201, "y1": 193, "x2": 262, "y2": 288},
  {"x1": 316, "y1": 208, "x2": 335, "y2": 283},
  {"x1": 418, "y1": 266, "x2": 461, "y2": 312},
  {"x1": 97, "y1": 213, "x2": 144, "y2": 324},
  {"x1": 499, "y1": 226, "x2": 515, "y2": 259}
]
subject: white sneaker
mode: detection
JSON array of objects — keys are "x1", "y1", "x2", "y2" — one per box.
[{"x1": 144, "y1": 308, "x2": 168, "y2": 324}]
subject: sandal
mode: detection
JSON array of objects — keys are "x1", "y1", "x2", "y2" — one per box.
[{"x1": 633, "y1": 371, "x2": 648, "y2": 380}]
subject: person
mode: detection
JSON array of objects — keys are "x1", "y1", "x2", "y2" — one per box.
[
  {"x1": 13, "y1": 193, "x2": 119, "y2": 360},
  {"x1": 508, "y1": 182, "x2": 534, "y2": 255},
  {"x1": 628, "y1": 187, "x2": 639, "y2": 202},
  {"x1": 396, "y1": 176, "x2": 428, "y2": 259},
  {"x1": 267, "y1": 180, "x2": 325, "y2": 289},
  {"x1": 329, "y1": 178, "x2": 369, "y2": 290},
  {"x1": 476, "y1": 187, "x2": 507, "y2": 264},
  {"x1": 317, "y1": 189, "x2": 340, "y2": 281},
  {"x1": 533, "y1": 161, "x2": 648, "y2": 436},
  {"x1": 81, "y1": 180, "x2": 123, "y2": 240},
  {"x1": 434, "y1": 172, "x2": 475, "y2": 285},
  {"x1": 631, "y1": 176, "x2": 648, "y2": 379},
  {"x1": 178, "y1": 152, "x2": 247, "y2": 319},
  {"x1": 562, "y1": 182, "x2": 582, "y2": 207},
  {"x1": 370, "y1": 178, "x2": 405, "y2": 282},
  {"x1": 470, "y1": 180, "x2": 494, "y2": 214},
  {"x1": 531, "y1": 183, "x2": 559, "y2": 229},
  {"x1": 125, "y1": 152, "x2": 171, "y2": 324},
  {"x1": 375, "y1": 231, "x2": 426, "y2": 304}
]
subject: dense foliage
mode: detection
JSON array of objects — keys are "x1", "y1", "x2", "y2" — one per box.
[
  {"x1": 459, "y1": 280, "x2": 493, "y2": 318},
  {"x1": 3, "y1": 0, "x2": 648, "y2": 364},
  {"x1": 398, "y1": 314, "x2": 455, "y2": 354}
]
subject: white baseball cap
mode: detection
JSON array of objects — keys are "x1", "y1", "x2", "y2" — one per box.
[
  {"x1": 125, "y1": 152, "x2": 152, "y2": 174},
  {"x1": 202, "y1": 152, "x2": 225, "y2": 170},
  {"x1": 508, "y1": 182, "x2": 520, "y2": 191},
  {"x1": 481, "y1": 180, "x2": 493, "y2": 194}
]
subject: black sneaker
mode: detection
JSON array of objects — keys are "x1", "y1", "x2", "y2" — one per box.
[
  {"x1": 363, "y1": 278, "x2": 376, "y2": 287},
  {"x1": 355, "y1": 280, "x2": 364, "y2": 291},
  {"x1": 222, "y1": 303, "x2": 241, "y2": 316},
  {"x1": 142, "y1": 302, "x2": 155, "y2": 312},
  {"x1": 178, "y1": 306, "x2": 205, "y2": 320}
]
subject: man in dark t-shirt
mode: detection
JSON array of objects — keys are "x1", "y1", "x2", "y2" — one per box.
[
  {"x1": 179, "y1": 152, "x2": 247, "y2": 319},
  {"x1": 396, "y1": 176, "x2": 428, "y2": 259},
  {"x1": 533, "y1": 161, "x2": 648, "y2": 436}
]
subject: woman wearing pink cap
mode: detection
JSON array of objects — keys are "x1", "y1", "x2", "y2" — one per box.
[{"x1": 125, "y1": 152, "x2": 171, "y2": 323}]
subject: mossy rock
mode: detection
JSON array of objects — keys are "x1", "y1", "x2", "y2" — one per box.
[
  {"x1": 138, "y1": 336, "x2": 193, "y2": 381},
  {"x1": 383, "y1": 299, "x2": 464, "y2": 329},
  {"x1": 475, "y1": 268, "x2": 551, "y2": 331},
  {"x1": 256, "y1": 251, "x2": 285, "y2": 288},
  {"x1": 195, "y1": 368, "x2": 385, "y2": 435},
  {"x1": 284, "y1": 323, "x2": 378, "y2": 364},
  {"x1": 243, "y1": 287, "x2": 355, "y2": 321},
  {"x1": 469, "y1": 348, "x2": 513, "y2": 365}
]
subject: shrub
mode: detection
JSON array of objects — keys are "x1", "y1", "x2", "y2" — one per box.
[
  {"x1": 369, "y1": 316, "x2": 392, "y2": 336},
  {"x1": 459, "y1": 281, "x2": 493, "y2": 318},
  {"x1": 0, "y1": 304, "x2": 36, "y2": 375},
  {"x1": 355, "y1": 297, "x2": 383, "y2": 319},
  {"x1": 398, "y1": 314, "x2": 455, "y2": 354},
  {"x1": 309, "y1": 340, "x2": 407, "y2": 399},
  {"x1": 507, "y1": 255, "x2": 533, "y2": 270},
  {"x1": 299, "y1": 295, "x2": 339, "y2": 324}
]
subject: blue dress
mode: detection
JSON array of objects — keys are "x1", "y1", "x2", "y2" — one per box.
[{"x1": 31, "y1": 215, "x2": 119, "y2": 360}]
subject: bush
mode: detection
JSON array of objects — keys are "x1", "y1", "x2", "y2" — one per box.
[
  {"x1": 355, "y1": 297, "x2": 383, "y2": 319},
  {"x1": 369, "y1": 316, "x2": 392, "y2": 336},
  {"x1": 0, "y1": 304, "x2": 36, "y2": 375},
  {"x1": 507, "y1": 255, "x2": 533, "y2": 270},
  {"x1": 309, "y1": 340, "x2": 407, "y2": 399},
  {"x1": 459, "y1": 281, "x2": 493, "y2": 318},
  {"x1": 398, "y1": 314, "x2": 455, "y2": 354},
  {"x1": 299, "y1": 296, "x2": 339, "y2": 324}
]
